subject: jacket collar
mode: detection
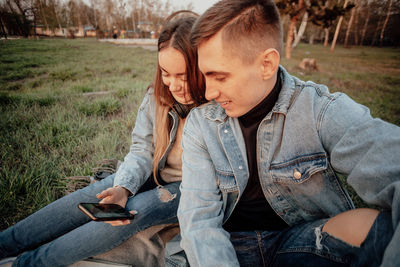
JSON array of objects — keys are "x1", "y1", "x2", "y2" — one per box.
[{"x1": 272, "y1": 66, "x2": 297, "y2": 115}]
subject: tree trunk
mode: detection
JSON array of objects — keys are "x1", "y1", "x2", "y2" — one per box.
[
  {"x1": 309, "y1": 32, "x2": 315, "y2": 44},
  {"x1": 38, "y1": 0, "x2": 50, "y2": 34},
  {"x1": 5, "y1": 0, "x2": 23, "y2": 36},
  {"x1": 324, "y1": 28, "x2": 329, "y2": 46},
  {"x1": 360, "y1": 4, "x2": 370, "y2": 45},
  {"x1": 371, "y1": 18, "x2": 382, "y2": 46},
  {"x1": 30, "y1": 0, "x2": 39, "y2": 39},
  {"x1": 285, "y1": 18, "x2": 297, "y2": 59},
  {"x1": 380, "y1": 0, "x2": 393, "y2": 47},
  {"x1": 331, "y1": 0, "x2": 350, "y2": 52},
  {"x1": 132, "y1": 11, "x2": 136, "y2": 33},
  {"x1": 0, "y1": 16, "x2": 8, "y2": 39},
  {"x1": 285, "y1": 0, "x2": 304, "y2": 59},
  {"x1": 292, "y1": 12, "x2": 308, "y2": 48},
  {"x1": 51, "y1": 0, "x2": 63, "y2": 36},
  {"x1": 353, "y1": 5, "x2": 359, "y2": 45},
  {"x1": 13, "y1": 0, "x2": 30, "y2": 32},
  {"x1": 344, "y1": 0, "x2": 357, "y2": 47},
  {"x1": 323, "y1": 0, "x2": 331, "y2": 46}
]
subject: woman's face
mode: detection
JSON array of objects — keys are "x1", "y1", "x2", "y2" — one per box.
[{"x1": 158, "y1": 47, "x2": 193, "y2": 105}]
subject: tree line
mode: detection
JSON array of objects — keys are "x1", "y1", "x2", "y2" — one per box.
[
  {"x1": 277, "y1": 0, "x2": 400, "y2": 57},
  {"x1": 0, "y1": 0, "x2": 193, "y2": 38},
  {"x1": 0, "y1": 0, "x2": 399, "y2": 53}
]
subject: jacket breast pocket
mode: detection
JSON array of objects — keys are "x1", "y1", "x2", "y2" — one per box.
[
  {"x1": 216, "y1": 169, "x2": 238, "y2": 193},
  {"x1": 270, "y1": 153, "x2": 328, "y2": 184}
]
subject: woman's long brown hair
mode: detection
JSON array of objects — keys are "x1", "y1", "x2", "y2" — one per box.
[{"x1": 152, "y1": 15, "x2": 206, "y2": 182}]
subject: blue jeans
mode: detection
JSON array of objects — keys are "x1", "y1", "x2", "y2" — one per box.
[
  {"x1": 231, "y1": 211, "x2": 393, "y2": 267},
  {"x1": 0, "y1": 174, "x2": 181, "y2": 267}
]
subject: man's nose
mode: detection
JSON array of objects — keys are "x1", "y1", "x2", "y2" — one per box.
[{"x1": 205, "y1": 81, "x2": 219, "y2": 100}]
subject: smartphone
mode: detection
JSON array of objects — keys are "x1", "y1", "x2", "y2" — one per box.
[{"x1": 78, "y1": 203, "x2": 135, "y2": 221}]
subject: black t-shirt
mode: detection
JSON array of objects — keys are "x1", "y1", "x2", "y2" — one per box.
[{"x1": 223, "y1": 70, "x2": 288, "y2": 232}]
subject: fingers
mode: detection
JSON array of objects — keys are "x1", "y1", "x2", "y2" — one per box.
[
  {"x1": 103, "y1": 210, "x2": 137, "y2": 226},
  {"x1": 97, "y1": 187, "x2": 129, "y2": 208},
  {"x1": 96, "y1": 188, "x2": 112, "y2": 200},
  {"x1": 97, "y1": 187, "x2": 122, "y2": 204}
]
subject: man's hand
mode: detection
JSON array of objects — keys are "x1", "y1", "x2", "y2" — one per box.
[{"x1": 97, "y1": 186, "x2": 137, "y2": 226}]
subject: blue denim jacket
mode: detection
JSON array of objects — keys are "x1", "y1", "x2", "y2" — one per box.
[
  {"x1": 113, "y1": 88, "x2": 181, "y2": 195},
  {"x1": 178, "y1": 67, "x2": 400, "y2": 267}
]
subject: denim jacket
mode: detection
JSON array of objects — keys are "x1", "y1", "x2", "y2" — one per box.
[
  {"x1": 113, "y1": 88, "x2": 181, "y2": 195},
  {"x1": 178, "y1": 67, "x2": 400, "y2": 267}
]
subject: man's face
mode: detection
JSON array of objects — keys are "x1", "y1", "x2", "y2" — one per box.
[{"x1": 198, "y1": 31, "x2": 269, "y2": 118}]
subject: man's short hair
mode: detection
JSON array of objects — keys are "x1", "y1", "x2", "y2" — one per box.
[{"x1": 191, "y1": 0, "x2": 282, "y2": 64}]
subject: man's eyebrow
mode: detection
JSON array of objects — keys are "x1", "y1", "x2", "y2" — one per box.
[
  {"x1": 204, "y1": 71, "x2": 230, "y2": 77},
  {"x1": 160, "y1": 66, "x2": 186, "y2": 76}
]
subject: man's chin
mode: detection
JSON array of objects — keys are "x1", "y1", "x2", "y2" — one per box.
[{"x1": 225, "y1": 109, "x2": 241, "y2": 118}]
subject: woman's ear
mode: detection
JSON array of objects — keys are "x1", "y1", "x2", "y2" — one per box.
[{"x1": 260, "y1": 48, "x2": 280, "y2": 80}]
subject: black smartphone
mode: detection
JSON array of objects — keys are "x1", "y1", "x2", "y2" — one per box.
[{"x1": 78, "y1": 203, "x2": 135, "y2": 221}]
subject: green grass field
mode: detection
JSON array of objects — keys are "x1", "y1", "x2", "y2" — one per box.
[{"x1": 0, "y1": 38, "x2": 399, "y2": 230}]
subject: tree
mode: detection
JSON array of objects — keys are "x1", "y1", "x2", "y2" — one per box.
[
  {"x1": 276, "y1": 0, "x2": 306, "y2": 59},
  {"x1": 276, "y1": 0, "x2": 356, "y2": 54},
  {"x1": 49, "y1": 0, "x2": 63, "y2": 35},
  {"x1": 37, "y1": 0, "x2": 49, "y2": 33},
  {"x1": 360, "y1": 0, "x2": 371, "y2": 45},
  {"x1": 370, "y1": 16, "x2": 382, "y2": 46},
  {"x1": 292, "y1": 11, "x2": 308, "y2": 48},
  {"x1": 380, "y1": 0, "x2": 393, "y2": 46},
  {"x1": 344, "y1": 0, "x2": 358, "y2": 47},
  {"x1": 0, "y1": 4, "x2": 9, "y2": 38},
  {"x1": 330, "y1": 0, "x2": 354, "y2": 52},
  {"x1": 304, "y1": 0, "x2": 351, "y2": 47},
  {"x1": 3, "y1": 0, "x2": 32, "y2": 36},
  {"x1": 352, "y1": 1, "x2": 360, "y2": 45},
  {"x1": 308, "y1": 0, "x2": 334, "y2": 46}
]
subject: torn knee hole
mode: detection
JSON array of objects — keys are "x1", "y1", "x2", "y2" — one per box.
[
  {"x1": 157, "y1": 186, "x2": 177, "y2": 202},
  {"x1": 321, "y1": 209, "x2": 379, "y2": 247}
]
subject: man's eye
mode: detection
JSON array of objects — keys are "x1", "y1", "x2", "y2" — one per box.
[
  {"x1": 161, "y1": 72, "x2": 169, "y2": 77},
  {"x1": 215, "y1": 76, "x2": 225, "y2": 82}
]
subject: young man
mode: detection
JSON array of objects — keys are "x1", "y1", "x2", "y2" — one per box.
[{"x1": 177, "y1": 0, "x2": 400, "y2": 266}]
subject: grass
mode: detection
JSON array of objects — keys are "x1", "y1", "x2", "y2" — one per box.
[
  {"x1": 0, "y1": 38, "x2": 399, "y2": 229},
  {"x1": 281, "y1": 44, "x2": 400, "y2": 125},
  {"x1": 0, "y1": 38, "x2": 156, "y2": 229}
]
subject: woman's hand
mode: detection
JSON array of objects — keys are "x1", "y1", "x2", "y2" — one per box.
[{"x1": 97, "y1": 186, "x2": 136, "y2": 226}]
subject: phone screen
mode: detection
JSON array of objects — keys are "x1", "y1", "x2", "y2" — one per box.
[{"x1": 78, "y1": 203, "x2": 134, "y2": 221}]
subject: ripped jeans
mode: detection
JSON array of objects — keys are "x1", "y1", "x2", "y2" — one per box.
[
  {"x1": 230, "y1": 211, "x2": 393, "y2": 267},
  {"x1": 0, "y1": 174, "x2": 180, "y2": 267}
]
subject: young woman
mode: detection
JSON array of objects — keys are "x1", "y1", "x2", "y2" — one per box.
[{"x1": 0, "y1": 15, "x2": 205, "y2": 266}]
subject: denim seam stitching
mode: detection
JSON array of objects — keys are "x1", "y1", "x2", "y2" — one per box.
[
  {"x1": 256, "y1": 231, "x2": 267, "y2": 266},
  {"x1": 269, "y1": 153, "x2": 327, "y2": 169}
]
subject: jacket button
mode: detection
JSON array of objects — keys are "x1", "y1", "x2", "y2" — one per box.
[
  {"x1": 293, "y1": 169, "x2": 302, "y2": 179},
  {"x1": 224, "y1": 129, "x2": 228, "y2": 133},
  {"x1": 238, "y1": 165, "x2": 243, "y2": 170}
]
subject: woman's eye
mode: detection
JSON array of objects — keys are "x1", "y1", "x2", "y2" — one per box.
[
  {"x1": 161, "y1": 72, "x2": 169, "y2": 77},
  {"x1": 216, "y1": 76, "x2": 225, "y2": 82}
]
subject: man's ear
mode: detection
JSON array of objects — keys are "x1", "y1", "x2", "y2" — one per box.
[{"x1": 259, "y1": 48, "x2": 280, "y2": 80}]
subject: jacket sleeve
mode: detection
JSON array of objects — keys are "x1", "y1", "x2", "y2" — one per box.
[
  {"x1": 177, "y1": 111, "x2": 240, "y2": 267},
  {"x1": 113, "y1": 89, "x2": 155, "y2": 195},
  {"x1": 319, "y1": 92, "x2": 400, "y2": 266}
]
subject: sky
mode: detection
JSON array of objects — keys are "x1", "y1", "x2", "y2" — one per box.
[{"x1": 172, "y1": 0, "x2": 219, "y2": 14}]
